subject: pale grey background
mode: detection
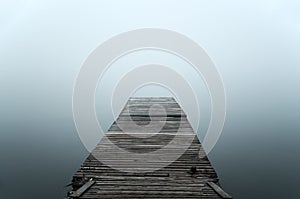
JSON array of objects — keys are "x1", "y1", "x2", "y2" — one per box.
[{"x1": 0, "y1": 0, "x2": 300, "y2": 198}]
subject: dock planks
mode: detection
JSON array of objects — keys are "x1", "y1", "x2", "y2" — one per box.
[{"x1": 68, "y1": 97, "x2": 231, "y2": 198}]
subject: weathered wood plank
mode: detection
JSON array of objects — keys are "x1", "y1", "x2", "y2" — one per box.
[
  {"x1": 69, "y1": 179, "x2": 96, "y2": 198},
  {"x1": 68, "y1": 97, "x2": 231, "y2": 198},
  {"x1": 207, "y1": 182, "x2": 233, "y2": 199}
]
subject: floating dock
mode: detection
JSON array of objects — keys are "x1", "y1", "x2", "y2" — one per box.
[{"x1": 68, "y1": 97, "x2": 231, "y2": 198}]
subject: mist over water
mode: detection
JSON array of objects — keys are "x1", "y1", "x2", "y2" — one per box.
[{"x1": 1, "y1": 1, "x2": 300, "y2": 198}]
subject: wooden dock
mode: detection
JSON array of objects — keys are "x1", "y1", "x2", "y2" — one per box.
[{"x1": 68, "y1": 97, "x2": 231, "y2": 198}]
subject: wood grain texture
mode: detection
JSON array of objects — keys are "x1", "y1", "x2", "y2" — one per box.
[{"x1": 68, "y1": 97, "x2": 231, "y2": 199}]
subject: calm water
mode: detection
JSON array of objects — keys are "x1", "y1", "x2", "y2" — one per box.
[{"x1": 0, "y1": 93, "x2": 299, "y2": 198}]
